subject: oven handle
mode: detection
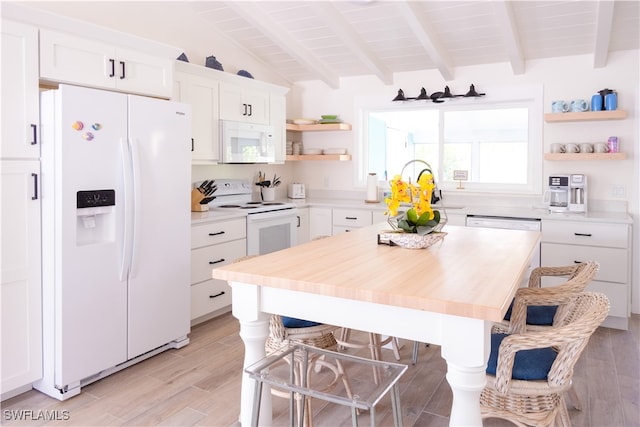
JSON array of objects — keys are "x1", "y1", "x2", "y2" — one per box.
[{"x1": 246, "y1": 208, "x2": 299, "y2": 223}]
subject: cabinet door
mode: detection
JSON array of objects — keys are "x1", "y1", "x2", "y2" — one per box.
[
  {"x1": 1, "y1": 160, "x2": 42, "y2": 393},
  {"x1": 219, "y1": 82, "x2": 269, "y2": 125},
  {"x1": 309, "y1": 207, "x2": 332, "y2": 239},
  {"x1": 1, "y1": 21, "x2": 40, "y2": 159},
  {"x1": 115, "y1": 47, "x2": 173, "y2": 98},
  {"x1": 40, "y1": 29, "x2": 116, "y2": 90},
  {"x1": 296, "y1": 208, "x2": 310, "y2": 244},
  {"x1": 40, "y1": 29, "x2": 173, "y2": 98},
  {"x1": 176, "y1": 73, "x2": 220, "y2": 163},
  {"x1": 270, "y1": 94, "x2": 286, "y2": 163}
]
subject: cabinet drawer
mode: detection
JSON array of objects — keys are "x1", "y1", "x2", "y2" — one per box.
[
  {"x1": 191, "y1": 279, "x2": 232, "y2": 320},
  {"x1": 332, "y1": 226, "x2": 360, "y2": 235},
  {"x1": 542, "y1": 221, "x2": 629, "y2": 248},
  {"x1": 586, "y1": 280, "x2": 628, "y2": 318},
  {"x1": 191, "y1": 217, "x2": 246, "y2": 249},
  {"x1": 541, "y1": 243, "x2": 628, "y2": 284},
  {"x1": 191, "y1": 239, "x2": 246, "y2": 284},
  {"x1": 332, "y1": 209, "x2": 372, "y2": 227}
]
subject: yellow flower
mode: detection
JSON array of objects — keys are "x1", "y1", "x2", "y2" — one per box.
[{"x1": 384, "y1": 167, "x2": 441, "y2": 234}]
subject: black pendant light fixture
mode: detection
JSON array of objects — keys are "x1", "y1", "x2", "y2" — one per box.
[{"x1": 392, "y1": 84, "x2": 486, "y2": 102}]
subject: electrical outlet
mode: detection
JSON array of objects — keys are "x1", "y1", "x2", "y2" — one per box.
[{"x1": 611, "y1": 185, "x2": 626, "y2": 198}]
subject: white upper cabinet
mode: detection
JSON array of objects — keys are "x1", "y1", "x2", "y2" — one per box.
[
  {"x1": 1, "y1": 20, "x2": 40, "y2": 159},
  {"x1": 40, "y1": 29, "x2": 173, "y2": 98},
  {"x1": 174, "y1": 66, "x2": 220, "y2": 164},
  {"x1": 219, "y1": 82, "x2": 270, "y2": 125}
]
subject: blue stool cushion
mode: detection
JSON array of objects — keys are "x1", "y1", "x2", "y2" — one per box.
[
  {"x1": 281, "y1": 316, "x2": 322, "y2": 328},
  {"x1": 503, "y1": 299, "x2": 558, "y2": 326},
  {"x1": 486, "y1": 333, "x2": 557, "y2": 380}
]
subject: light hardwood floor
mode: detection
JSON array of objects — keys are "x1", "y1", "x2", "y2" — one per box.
[{"x1": 2, "y1": 313, "x2": 638, "y2": 426}]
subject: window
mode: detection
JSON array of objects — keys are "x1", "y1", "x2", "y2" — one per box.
[{"x1": 358, "y1": 86, "x2": 543, "y2": 194}]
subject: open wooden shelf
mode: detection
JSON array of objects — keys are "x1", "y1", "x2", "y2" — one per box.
[
  {"x1": 286, "y1": 154, "x2": 352, "y2": 161},
  {"x1": 544, "y1": 152, "x2": 627, "y2": 161},
  {"x1": 286, "y1": 123, "x2": 352, "y2": 131},
  {"x1": 544, "y1": 110, "x2": 627, "y2": 122}
]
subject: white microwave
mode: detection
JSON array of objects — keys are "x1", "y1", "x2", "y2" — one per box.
[{"x1": 220, "y1": 120, "x2": 275, "y2": 163}]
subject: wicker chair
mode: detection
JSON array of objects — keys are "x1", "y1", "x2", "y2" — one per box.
[
  {"x1": 495, "y1": 261, "x2": 600, "y2": 334},
  {"x1": 481, "y1": 291, "x2": 609, "y2": 426},
  {"x1": 493, "y1": 261, "x2": 599, "y2": 411}
]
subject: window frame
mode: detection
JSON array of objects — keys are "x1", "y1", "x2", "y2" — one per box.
[{"x1": 356, "y1": 84, "x2": 543, "y2": 195}]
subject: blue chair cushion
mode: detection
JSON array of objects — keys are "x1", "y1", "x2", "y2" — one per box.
[
  {"x1": 486, "y1": 333, "x2": 557, "y2": 380},
  {"x1": 281, "y1": 316, "x2": 322, "y2": 328},
  {"x1": 503, "y1": 299, "x2": 558, "y2": 326}
]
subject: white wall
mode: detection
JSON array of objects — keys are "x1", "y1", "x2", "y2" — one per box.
[{"x1": 288, "y1": 51, "x2": 639, "y2": 313}]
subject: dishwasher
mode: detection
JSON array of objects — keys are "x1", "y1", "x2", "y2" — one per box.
[{"x1": 465, "y1": 215, "x2": 541, "y2": 286}]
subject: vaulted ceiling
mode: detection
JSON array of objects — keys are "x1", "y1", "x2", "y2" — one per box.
[{"x1": 19, "y1": 1, "x2": 640, "y2": 89}]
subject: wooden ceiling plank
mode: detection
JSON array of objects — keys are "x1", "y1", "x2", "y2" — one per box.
[
  {"x1": 492, "y1": 1, "x2": 526, "y2": 75},
  {"x1": 226, "y1": 2, "x2": 341, "y2": 89},
  {"x1": 395, "y1": 2, "x2": 454, "y2": 81},
  {"x1": 593, "y1": 0, "x2": 615, "y2": 68},
  {"x1": 307, "y1": 2, "x2": 394, "y2": 85}
]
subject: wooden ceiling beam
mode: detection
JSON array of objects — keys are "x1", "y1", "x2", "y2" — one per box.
[
  {"x1": 395, "y1": 2, "x2": 454, "y2": 81},
  {"x1": 593, "y1": 0, "x2": 615, "y2": 68},
  {"x1": 492, "y1": 1, "x2": 525, "y2": 75},
  {"x1": 226, "y1": 2, "x2": 341, "y2": 89},
  {"x1": 307, "y1": 2, "x2": 394, "y2": 85}
]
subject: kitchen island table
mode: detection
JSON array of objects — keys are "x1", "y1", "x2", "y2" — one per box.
[{"x1": 211, "y1": 224, "x2": 541, "y2": 426}]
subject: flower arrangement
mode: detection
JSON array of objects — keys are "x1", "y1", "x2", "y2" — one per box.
[{"x1": 384, "y1": 165, "x2": 442, "y2": 235}]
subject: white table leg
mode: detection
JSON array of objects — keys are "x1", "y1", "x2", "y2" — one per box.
[
  {"x1": 440, "y1": 316, "x2": 492, "y2": 427},
  {"x1": 238, "y1": 317, "x2": 271, "y2": 426},
  {"x1": 231, "y1": 282, "x2": 272, "y2": 426}
]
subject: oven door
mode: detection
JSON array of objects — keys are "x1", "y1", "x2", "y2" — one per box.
[{"x1": 247, "y1": 208, "x2": 299, "y2": 255}]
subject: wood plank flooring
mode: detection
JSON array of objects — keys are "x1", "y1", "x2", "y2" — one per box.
[{"x1": 2, "y1": 313, "x2": 638, "y2": 426}]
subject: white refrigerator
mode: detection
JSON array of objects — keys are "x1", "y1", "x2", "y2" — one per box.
[{"x1": 35, "y1": 84, "x2": 191, "y2": 400}]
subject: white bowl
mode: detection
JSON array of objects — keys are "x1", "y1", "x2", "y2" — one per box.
[
  {"x1": 293, "y1": 118, "x2": 317, "y2": 125},
  {"x1": 323, "y1": 148, "x2": 347, "y2": 155},
  {"x1": 302, "y1": 148, "x2": 323, "y2": 155}
]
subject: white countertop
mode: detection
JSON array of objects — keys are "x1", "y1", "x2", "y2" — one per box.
[{"x1": 192, "y1": 197, "x2": 632, "y2": 225}]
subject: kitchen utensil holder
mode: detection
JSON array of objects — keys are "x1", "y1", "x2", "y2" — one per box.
[{"x1": 191, "y1": 188, "x2": 208, "y2": 212}]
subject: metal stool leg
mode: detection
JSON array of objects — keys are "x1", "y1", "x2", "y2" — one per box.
[
  {"x1": 390, "y1": 383, "x2": 403, "y2": 427},
  {"x1": 251, "y1": 379, "x2": 263, "y2": 427}
]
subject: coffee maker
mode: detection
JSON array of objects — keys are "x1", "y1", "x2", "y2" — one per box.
[
  {"x1": 569, "y1": 174, "x2": 587, "y2": 213},
  {"x1": 547, "y1": 175, "x2": 570, "y2": 212},
  {"x1": 547, "y1": 174, "x2": 587, "y2": 213}
]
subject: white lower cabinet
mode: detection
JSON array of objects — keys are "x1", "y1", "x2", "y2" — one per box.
[
  {"x1": 309, "y1": 207, "x2": 332, "y2": 240},
  {"x1": 1, "y1": 160, "x2": 42, "y2": 397},
  {"x1": 190, "y1": 217, "x2": 246, "y2": 324},
  {"x1": 296, "y1": 208, "x2": 310, "y2": 244},
  {"x1": 541, "y1": 219, "x2": 631, "y2": 330},
  {"x1": 332, "y1": 208, "x2": 372, "y2": 234}
]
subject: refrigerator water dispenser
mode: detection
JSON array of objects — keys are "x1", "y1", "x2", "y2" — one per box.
[{"x1": 76, "y1": 190, "x2": 115, "y2": 245}]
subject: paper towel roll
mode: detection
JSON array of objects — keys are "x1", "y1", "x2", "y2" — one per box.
[{"x1": 366, "y1": 173, "x2": 378, "y2": 202}]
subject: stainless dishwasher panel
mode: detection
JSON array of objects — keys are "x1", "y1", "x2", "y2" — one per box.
[{"x1": 466, "y1": 215, "x2": 541, "y2": 286}]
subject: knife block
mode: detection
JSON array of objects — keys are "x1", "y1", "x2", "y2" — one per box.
[{"x1": 191, "y1": 189, "x2": 209, "y2": 212}]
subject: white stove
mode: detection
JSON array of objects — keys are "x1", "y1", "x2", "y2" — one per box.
[
  {"x1": 198, "y1": 179, "x2": 299, "y2": 255},
  {"x1": 202, "y1": 179, "x2": 296, "y2": 214}
]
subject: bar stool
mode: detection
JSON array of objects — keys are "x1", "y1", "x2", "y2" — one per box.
[{"x1": 246, "y1": 343, "x2": 408, "y2": 427}]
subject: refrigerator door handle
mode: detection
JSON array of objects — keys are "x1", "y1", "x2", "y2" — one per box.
[
  {"x1": 129, "y1": 137, "x2": 143, "y2": 278},
  {"x1": 120, "y1": 138, "x2": 134, "y2": 281}
]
